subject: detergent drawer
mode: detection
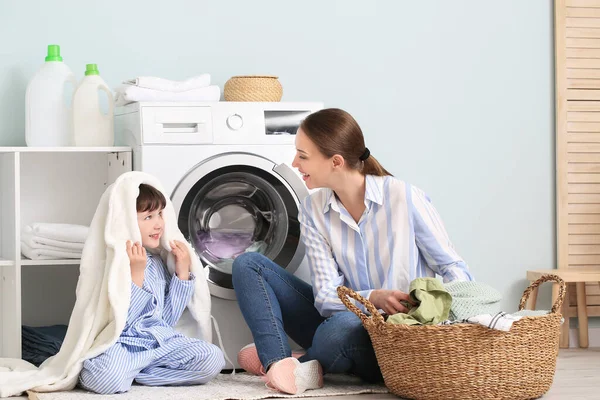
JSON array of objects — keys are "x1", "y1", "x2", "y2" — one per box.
[{"x1": 140, "y1": 106, "x2": 213, "y2": 144}]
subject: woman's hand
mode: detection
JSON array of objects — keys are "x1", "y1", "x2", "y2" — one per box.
[
  {"x1": 369, "y1": 289, "x2": 415, "y2": 315},
  {"x1": 127, "y1": 241, "x2": 146, "y2": 287},
  {"x1": 170, "y1": 240, "x2": 191, "y2": 280}
]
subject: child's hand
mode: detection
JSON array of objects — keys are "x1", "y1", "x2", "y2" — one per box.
[
  {"x1": 127, "y1": 241, "x2": 146, "y2": 287},
  {"x1": 170, "y1": 240, "x2": 191, "y2": 280}
]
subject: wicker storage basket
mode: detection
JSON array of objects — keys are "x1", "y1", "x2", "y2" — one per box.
[
  {"x1": 224, "y1": 75, "x2": 283, "y2": 102},
  {"x1": 337, "y1": 274, "x2": 565, "y2": 400}
]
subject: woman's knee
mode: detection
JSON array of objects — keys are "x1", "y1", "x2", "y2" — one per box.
[
  {"x1": 232, "y1": 252, "x2": 267, "y2": 278},
  {"x1": 232, "y1": 252, "x2": 282, "y2": 284},
  {"x1": 312, "y1": 312, "x2": 370, "y2": 350}
]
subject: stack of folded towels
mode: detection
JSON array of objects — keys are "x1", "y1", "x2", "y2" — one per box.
[
  {"x1": 114, "y1": 73, "x2": 221, "y2": 106},
  {"x1": 21, "y1": 223, "x2": 89, "y2": 260}
]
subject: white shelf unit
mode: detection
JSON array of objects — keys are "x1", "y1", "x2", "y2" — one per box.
[{"x1": 0, "y1": 147, "x2": 132, "y2": 359}]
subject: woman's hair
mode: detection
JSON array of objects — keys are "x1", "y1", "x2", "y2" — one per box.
[
  {"x1": 299, "y1": 108, "x2": 392, "y2": 176},
  {"x1": 136, "y1": 184, "x2": 167, "y2": 213}
]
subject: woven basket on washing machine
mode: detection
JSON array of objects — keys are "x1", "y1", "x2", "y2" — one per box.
[{"x1": 224, "y1": 75, "x2": 283, "y2": 102}]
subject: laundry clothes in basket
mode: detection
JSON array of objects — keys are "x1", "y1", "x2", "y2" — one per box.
[{"x1": 337, "y1": 275, "x2": 565, "y2": 400}]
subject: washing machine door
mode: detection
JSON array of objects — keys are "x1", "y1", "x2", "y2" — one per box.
[{"x1": 171, "y1": 152, "x2": 309, "y2": 300}]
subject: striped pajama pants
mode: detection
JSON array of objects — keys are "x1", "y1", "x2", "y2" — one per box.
[{"x1": 79, "y1": 335, "x2": 225, "y2": 394}]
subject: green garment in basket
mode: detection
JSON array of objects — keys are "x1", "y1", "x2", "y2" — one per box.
[
  {"x1": 387, "y1": 278, "x2": 452, "y2": 325},
  {"x1": 443, "y1": 280, "x2": 502, "y2": 321}
]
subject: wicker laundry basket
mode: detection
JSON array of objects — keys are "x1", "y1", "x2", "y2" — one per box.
[
  {"x1": 337, "y1": 275, "x2": 565, "y2": 400},
  {"x1": 224, "y1": 75, "x2": 283, "y2": 102}
]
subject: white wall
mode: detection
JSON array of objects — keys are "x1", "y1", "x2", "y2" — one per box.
[{"x1": 0, "y1": 1, "x2": 567, "y2": 320}]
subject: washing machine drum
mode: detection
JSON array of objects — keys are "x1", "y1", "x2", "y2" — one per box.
[
  {"x1": 175, "y1": 159, "x2": 306, "y2": 299},
  {"x1": 192, "y1": 171, "x2": 288, "y2": 272}
]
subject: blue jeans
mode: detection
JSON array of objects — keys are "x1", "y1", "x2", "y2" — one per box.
[{"x1": 232, "y1": 252, "x2": 383, "y2": 383}]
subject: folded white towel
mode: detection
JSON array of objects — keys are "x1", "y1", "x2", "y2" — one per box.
[
  {"x1": 20, "y1": 242, "x2": 82, "y2": 260},
  {"x1": 123, "y1": 75, "x2": 211, "y2": 92},
  {"x1": 440, "y1": 311, "x2": 523, "y2": 331},
  {"x1": 21, "y1": 230, "x2": 85, "y2": 251},
  {"x1": 114, "y1": 84, "x2": 221, "y2": 106},
  {"x1": 464, "y1": 312, "x2": 523, "y2": 331},
  {"x1": 0, "y1": 171, "x2": 212, "y2": 397},
  {"x1": 26, "y1": 223, "x2": 89, "y2": 244}
]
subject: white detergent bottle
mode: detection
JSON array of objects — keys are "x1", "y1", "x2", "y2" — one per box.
[
  {"x1": 25, "y1": 44, "x2": 77, "y2": 146},
  {"x1": 73, "y1": 64, "x2": 114, "y2": 147}
]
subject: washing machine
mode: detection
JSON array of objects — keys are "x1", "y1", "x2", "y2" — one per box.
[{"x1": 115, "y1": 101, "x2": 323, "y2": 368}]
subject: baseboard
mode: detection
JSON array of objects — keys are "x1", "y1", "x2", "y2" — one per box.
[{"x1": 569, "y1": 327, "x2": 600, "y2": 348}]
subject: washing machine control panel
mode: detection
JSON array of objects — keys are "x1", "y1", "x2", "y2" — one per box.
[
  {"x1": 210, "y1": 102, "x2": 323, "y2": 144},
  {"x1": 226, "y1": 114, "x2": 244, "y2": 130}
]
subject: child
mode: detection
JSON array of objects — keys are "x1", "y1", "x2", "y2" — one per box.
[{"x1": 79, "y1": 184, "x2": 225, "y2": 394}]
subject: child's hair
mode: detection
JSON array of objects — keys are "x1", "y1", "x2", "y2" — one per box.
[{"x1": 136, "y1": 184, "x2": 167, "y2": 213}]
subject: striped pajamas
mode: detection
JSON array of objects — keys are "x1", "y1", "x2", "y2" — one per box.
[{"x1": 79, "y1": 254, "x2": 224, "y2": 394}]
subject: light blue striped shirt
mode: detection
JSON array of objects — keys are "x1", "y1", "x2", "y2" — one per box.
[{"x1": 298, "y1": 174, "x2": 474, "y2": 317}]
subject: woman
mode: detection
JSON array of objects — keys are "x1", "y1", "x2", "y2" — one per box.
[{"x1": 232, "y1": 108, "x2": 474, "y2": 395}]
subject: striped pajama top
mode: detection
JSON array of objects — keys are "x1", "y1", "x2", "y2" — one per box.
[{"x1": 119, "y1": 254, "x2": 195, "y2": 348}]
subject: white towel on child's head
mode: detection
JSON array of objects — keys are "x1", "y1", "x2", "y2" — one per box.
[
  {"x1": 0, "y1": 171, "x2": 212, "y2": 397},
  {"x1": 123, "y1": 74, "x2": 211, "y2": 92}
]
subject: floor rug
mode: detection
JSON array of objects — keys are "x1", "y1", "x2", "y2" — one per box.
[{"x1": 29, "y1": 372, "x2": 389, "y2": 400}]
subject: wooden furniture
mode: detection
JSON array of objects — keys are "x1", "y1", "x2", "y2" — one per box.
[
  {"x1": 554, "y1": 0, "x2": 600, "y2": 339},
  {"x1": 0, "y1": 147, "x2": 131, "y2": 358},
  {"x1": 526, "y1": 268, "x2": 600, "y2": 348}
]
